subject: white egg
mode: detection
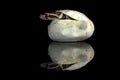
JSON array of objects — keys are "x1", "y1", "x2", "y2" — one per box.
[
  {"x1": 48, "y1": 10, "x2": 95, "y2": 42},
  {"x1": 48, "y1": 42, "x2": 94, "y2": 71}
]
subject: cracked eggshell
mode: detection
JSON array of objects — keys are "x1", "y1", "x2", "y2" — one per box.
[{"x1": 48, "y1": 10, "x2": 94, "y2": 42}]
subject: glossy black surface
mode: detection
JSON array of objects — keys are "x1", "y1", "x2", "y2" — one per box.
[{"x1": 26, "y1": 0, "x2": 115, "y2": 79}]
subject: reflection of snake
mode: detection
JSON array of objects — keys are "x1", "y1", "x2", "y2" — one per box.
[
  {"x1": 40, "y1": 11, "x2": 76, "y2": 20},
  {"x1": 40, "y1": 62, "x2": 76, "y2": 71},
  {"x1": 40, "y1": 62, "x2": 59, "y2": 69}
]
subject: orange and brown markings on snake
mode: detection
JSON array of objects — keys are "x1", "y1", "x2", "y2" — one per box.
[{"x1": 40, "y1": 11, "x2": 76, "y2": 20}]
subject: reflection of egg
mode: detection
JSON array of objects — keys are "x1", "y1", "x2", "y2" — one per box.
[
  {"x1": 48, "y1": 10, "x2": 94, "y2": 42},
  {"x1": 48, "y1": 42, "x2": 94, "y2": 71}
]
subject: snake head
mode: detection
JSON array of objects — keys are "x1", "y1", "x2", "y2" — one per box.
[{"x1": 40, "y1": 11, "x2": 76, "y2": 20}]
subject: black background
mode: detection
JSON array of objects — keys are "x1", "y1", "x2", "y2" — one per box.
[{"x1": 20, "y1": 0, "x2": 118, "y2": 79}]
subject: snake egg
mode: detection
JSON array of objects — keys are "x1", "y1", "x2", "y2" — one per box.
[{"x1": 40, "y1": 10, "x2": 95, "y2": 42}]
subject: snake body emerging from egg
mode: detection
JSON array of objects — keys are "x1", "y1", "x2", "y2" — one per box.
[
  {"x1": 40, "y1": 10, "x2": 94, "y2": 42},
  {"x1": 40, "y1": 11, "x2": 76, "y2": 20}
]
